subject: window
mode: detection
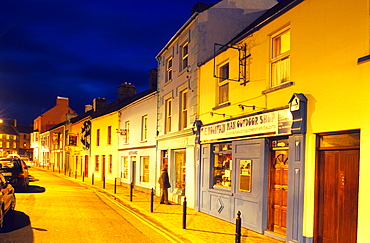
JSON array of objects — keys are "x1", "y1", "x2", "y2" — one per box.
[
  {"x1": 180, "y1": 90, "x2": 188, "y2": 129},
  {"x1": 174, "y1": 150, "x2": 186, "y2": 191},
  {"x1": 13, "y1": 142, "x2": 16, "y2": 149},
  {"x1": 95, "y1": 155, "x2": 99, "y2": 172},
  {"x1": 165, "y1": 98, "x2": 172, "y2": 134},
  {"x1": 121, "y1": 156, "x2": 128, "y2": 179},
  {"x1": 23, "y1": 142, "x2": 27, "y2": 148},
  {"x1": 181, "y1": 42, "x2": 189, "y2": 71},
  {"x1": 108, "y1": 155, "x2": 113, "y2": 174},
  {"x1": 125, "y1": 121, "x2": 130, "y2": 143},
  {"x1": 141, "y1": 115, "x2": 148, "y2": 141},
  {"x1": 140, "y1": 156, "x2": 149, "y2": 183},
  {"x1": 0, "y1": 141, "x2": 3, "y2": 148},
  {"x1": 271, "y1": 29, "x2": 290, "y2": 86},
  {"x1": 107, "y1": 126, "x2": 112, "y2": 145},
  {"x1": 166, "y1": 57, "x2": 173, "y2": 82},
  {"x1": 212, "y1": 143, "x2": 232, "y2": 189},
  {"x1": 96, "y1": 129, "x2": 100, "y2": 146},
  {"x1": 218, "y1": 63, "x2": 229, "y2": 104},
  {"x1": 6, "y1": 142, "x2": 10, "y2": 149}
]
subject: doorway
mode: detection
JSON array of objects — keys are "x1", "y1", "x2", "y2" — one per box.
[
  {"x1": 315, "y1": 131, "x2": 360, "y2": 243},
  {"x1": 268, "y1": 139, "x2": 289, "y2": 236}
]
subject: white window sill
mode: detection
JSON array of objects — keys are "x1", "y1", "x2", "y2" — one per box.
[{"x1": 262, "y1": 81, "x2": 294, "y2": 94}]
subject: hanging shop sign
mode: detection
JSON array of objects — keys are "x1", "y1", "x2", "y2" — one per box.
[{"x1": 200, "y1": 109, "x2": 292, "y2": 142}]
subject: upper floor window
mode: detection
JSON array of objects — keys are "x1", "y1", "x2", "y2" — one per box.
[
  {"x1": 218, "y1": 63, "x2": 229, "y2": 105},
  {"x1": 166, "y1": 57, "x2": 173, "y2": 83},
  {"x1": 180, "y1": 90, "x2": 188, "y2": 130},
  {"x1": 181, "y1": 42, "x2": 189, "y2": 71},
  {"x1": 141, "y1": 115, "x2": 148, "y2": 141},
  {"x1": 271, "y1": 29, "x2": 290, "y2": 87},
  {"x1": 165, "y1": 98, "x2": 172, "y2": 134},
  {"x1": 96, "y1": 129, "x2": 100, "y2": 146},
  {"x1": 107, "y1": 126, "x2": 112, "y2": 145},
  {"x1": 124, "y1": 121, "x2": 130, "y2": 143}
]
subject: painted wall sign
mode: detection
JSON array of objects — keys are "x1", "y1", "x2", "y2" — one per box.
[{"x1": 200, "y1": 109, "x2": 292, "y2": 141}]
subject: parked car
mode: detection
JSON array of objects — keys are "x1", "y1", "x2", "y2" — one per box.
[
  {"x1": 0, "y1": 158, "x2": 29, "y2": 191},
  {"x1": 0, "y1": 173, "x2": 16, "y2": 229}
]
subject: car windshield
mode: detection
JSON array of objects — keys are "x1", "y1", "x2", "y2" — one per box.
[{"x1": 0, "y1": 159, "x2": 21, "y2": 169}]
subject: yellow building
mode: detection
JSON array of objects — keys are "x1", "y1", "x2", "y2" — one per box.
[{"x1": 198, "y1": 0, "x2": 369, "y2": 242}]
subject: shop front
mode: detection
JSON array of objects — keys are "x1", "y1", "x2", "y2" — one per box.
[{"x1": 197, "y1": 94, "x2": 307, "y2": 242}]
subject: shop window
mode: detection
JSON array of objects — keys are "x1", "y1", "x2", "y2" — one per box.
[
  {"x1": 174, "y1": 150, "x2": 186, "y2": 191},
  {"x1": 218, "y1": 63, "x2": 229, "y2": 104},
  {"x1": 108, "y1": 155, "x2": 113, "y2": 174},
  {"x1": 121, "y1": 156, "x2": 129, "y2": 179},
  {"x1": 140, "y1": 156, "x2": 149, "y2": 183},
  {"x1": 166, "y1": 57, "x2": 173, "y2": 83},
  {"x1": 271, "y1": 29, "x2": 290, "y2": 87},
  {"x1": 212, "y1": 143, "x2": 232, "y2": 189}
]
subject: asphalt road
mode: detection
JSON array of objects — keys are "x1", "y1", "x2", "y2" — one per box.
[{"x1": 0, "y1": 168, "x2": 174, "y2": 243}]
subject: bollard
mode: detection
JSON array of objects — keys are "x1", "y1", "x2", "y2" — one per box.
[
  {"x1": 103, "y1": 177, "x2": 105, "y2": 189},
  {"x1": 183, "y1": 197, "x2": 187, "y2": 229},
  {"x1": 150, "y1": 188, "x2": 154, "y2": 212},
  {"x1": 59, "y1": 167, "x2": 60, "y2": 174},
  {"x1": 75, "y1": 171, "x2": 77, "y2": 179},
  {"x1": 235, "y1": 211, "x2": 242, "y2": 243},
  {"x1": 130, "y1": 182, "x2": 133, "y2": 202},
  {"x1": 82, "y1": 173, "x2": 85, "y2": 182},
  {"x1": 114, "y1": 178, "x2": 117, "y2": 194},
  {"x1": 92, "y1": 173, "x2": 94, "y2": 185}
]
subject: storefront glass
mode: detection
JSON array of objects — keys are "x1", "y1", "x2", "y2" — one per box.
[
  {"x1": 212, "y1": 143, "x2": 232, "y2": 189},
  {"x1": 174, "y1": 150, "x2": 186, "y2": 191}
]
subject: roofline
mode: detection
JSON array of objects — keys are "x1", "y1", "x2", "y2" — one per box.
[
  {"x1": 156, "y1": 12, "x2": 199, "y2": 59},
  {"x1": 197, "y1": 0, "x2": 304, "y2": 67}
]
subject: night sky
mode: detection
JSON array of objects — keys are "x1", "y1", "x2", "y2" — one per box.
[{"x1": 0, "y1": 0, "x2": 217, "y2": 126}]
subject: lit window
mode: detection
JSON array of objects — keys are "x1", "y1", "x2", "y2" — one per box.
[
  {"x1": 180, "y1": 90, "x2": 188, "y2": 129},
  {"x1": 108, "y1": 155, "x2": 112, "y2": 174},
  {"x1": 212, "y1": 143, "x2": 232, "y2": 189},
  {"x1": 166, "y1": 57, "x2": 173, "y2": 82},
  {"x1": 140, "y1": 156, "x2": 149, "y2": 183},
  {"x1": 141, "y1": 115, "x2": 148, "y2": 141},
  {"x1": 165, "y1": 98, "x2": 172, "y2": 134},
  {"x1": 174, "y1": 150, "x2": 186, "y2": 191},
  {"x1": 121, "y1": 156, "x2": 128, "y2": 179},
  {"x1": 13, "y1": 142, "x2": 16, "y2": 149},
  {"x1": 271, "y1": 29, "x2": 290, "y2": 86},
  {"x1": 218, "y1": 63, "x2": 229, "y2": 104},
  {"x1": 0, "y1": 141, "x2": 2, "y2": 148},
  {"x1": 125, "y1": 121, "x2": 130, "y2": 143},
  {"x1": 6, "y1": 142, "x2": 10, "y2": 148},
  {"x1": 181, "y1": 42, "x2": 189, "y2": 71}
]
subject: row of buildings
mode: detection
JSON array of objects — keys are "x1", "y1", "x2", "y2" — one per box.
[{"x1": 29, "y1": 0, "x2": 370, "y2": 242}]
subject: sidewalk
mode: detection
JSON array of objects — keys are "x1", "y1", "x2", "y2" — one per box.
[{"x1": 32, "y1": 166, "x2": 284, "y2": 243}]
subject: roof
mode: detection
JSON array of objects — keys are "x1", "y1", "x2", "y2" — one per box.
[{"x1": 0, "y1": 125, "x2": 19, "y2": 136}]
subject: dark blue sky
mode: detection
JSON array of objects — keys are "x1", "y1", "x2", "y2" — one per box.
[{"x1": 0, "y1": 0, "x2": 217, "y2": 125}]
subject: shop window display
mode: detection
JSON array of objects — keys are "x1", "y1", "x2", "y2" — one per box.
[{"x1": 213, "y1": 143, "x2": 232, "y2": 189}]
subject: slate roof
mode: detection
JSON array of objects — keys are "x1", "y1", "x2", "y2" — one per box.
[{"x1": 0, "y1": 125, "x2": 19, "y2": 136}]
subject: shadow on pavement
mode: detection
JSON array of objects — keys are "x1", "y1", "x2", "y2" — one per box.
[
  {"x1": 0, "y1": 211, "x2": 31, "y2": 233},
  {"x1": 15, "y1": 185, "x2": 46, "y2": 194}
]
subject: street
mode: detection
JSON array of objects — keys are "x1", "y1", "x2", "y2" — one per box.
[{"x1": 0, "y1": 168, "x2": 176, "y2": 243}]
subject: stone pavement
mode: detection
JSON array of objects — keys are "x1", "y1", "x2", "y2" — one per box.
[{"x1": 32, "y1": 165, "x2": 284, "y2": 243}]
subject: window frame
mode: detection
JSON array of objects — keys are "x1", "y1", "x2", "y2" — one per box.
[
  {"x1": 141, "y1": 115, "x2": 148, "y2": 141},
  {"x1": 107, "y1": 126, "x2": 112, "y2": 145},
  {"x1": 212, "y1": 143, "x2": 233, "y2": 190},
  {"x1": 271, "y1": 28, "x2": 291, "y2": 87},
  {"x1": 166, "y1": 56, "x2": 173, "y2": 83},
  {"x1": 95, "y1": 155, "x2": 99, "y2": 172},
  {"x1": 165, "y1": 98, "x2": 172, "y2": 134},
  {"x1": 181, "y1": 42, "x2": 189, "y2": 71},
  {"x1": 96, "y1": 129, "x2": 100, "y2": 146},
  {"x1": 124, "y1": 121, "x2": 130, "y2": 143},
  {"x1": 140, "y1": 156, "x2": 150, "y2": 183},
  {"x1": 180, "y1": 90, "x2": 188, "y2": 130},
  {"x1": 218, "y1": 62, "x2": 230, "y2": 105}
]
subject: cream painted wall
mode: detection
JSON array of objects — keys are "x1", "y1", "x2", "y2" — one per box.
[{"x1": 199, "y1": 0, "x2": 370, "y2": 241}]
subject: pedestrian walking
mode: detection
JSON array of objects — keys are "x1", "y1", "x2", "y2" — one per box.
[{"x1": 158, "y1": 165, "x2": 171, "y2": 205}]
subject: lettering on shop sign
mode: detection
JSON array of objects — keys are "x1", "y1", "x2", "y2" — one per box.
[{"x1": 200, "y1": 109, "x2": 292, "y2": 141}]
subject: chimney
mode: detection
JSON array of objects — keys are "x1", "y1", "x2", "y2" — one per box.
[
  {"x1": 93, "y1": 98, "x2": 108, "y2": 111},
  {"x1": 85, "y1": 105, "x2": 93, "y2": 112},
  {"x1": 56, "y1": 96, "x2": 69, "y2": 106},
  {"x1": 8, "y1": 119, "x2": 17, "y2": 127},
  {"x1": 191, "y1": 2, "x2": 214, "y2": 15},
  {"x1": 149, "y1": 68, "x2": 158, "y2": 90},
  {"x1": 118, "y1": 82, "x2": 136, "y2": 100}
]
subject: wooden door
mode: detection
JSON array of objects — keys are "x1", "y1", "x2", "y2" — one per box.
[
  {"x1": 316, "y1": 149, "x2": 359, "y2": 243},
  {"x1": 268, "y1": 149, "x2": 289, "y2": 235}
]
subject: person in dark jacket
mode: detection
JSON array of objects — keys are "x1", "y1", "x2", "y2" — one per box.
[{"x1": 158, "y1": 165, "x2": 171, "y2": 205}]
